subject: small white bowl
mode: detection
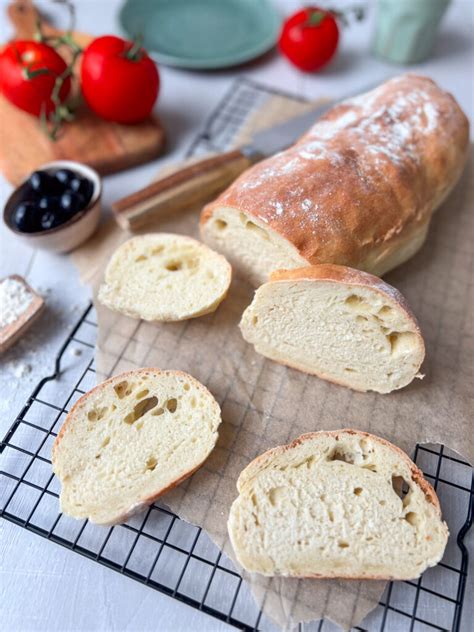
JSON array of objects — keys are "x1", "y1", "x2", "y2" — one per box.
[{"x1": 3, "y1": 160, "x2": 102, "y2": 253}]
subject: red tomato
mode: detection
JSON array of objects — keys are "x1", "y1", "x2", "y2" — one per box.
[
  {"x1": 80, "y1": 35, "x2": 159, "y2": 124},
  {"x1": 279, "y1": 7, "x2": 339, "y2": 72},
  {"x1": 0, "y1": 40, "x2": 71, "y2": 116}
]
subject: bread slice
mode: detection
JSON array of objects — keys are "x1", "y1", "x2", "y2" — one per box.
[
  {"x1": 239, "y1": 264, "x2": 425, "y2": 393},
  {"x1": 52, "y1": 369, "x2": 222, "y2": 525},
  {"x1": 228, "y1": 430, "x2": 448, "y2": 579},
  {"x1": 98, "y1": 233, "x2": 232, "y2": 321}
]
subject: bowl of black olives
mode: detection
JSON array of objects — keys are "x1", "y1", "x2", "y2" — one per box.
[{"x1": 3, "y1": 161, "x2": 102, "y2": 253}]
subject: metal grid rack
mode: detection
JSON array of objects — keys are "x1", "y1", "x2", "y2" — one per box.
[{"x1": 1, "y1": 78, "x2": 472, "y2": 632}]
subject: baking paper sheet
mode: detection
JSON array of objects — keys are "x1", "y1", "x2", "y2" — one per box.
[{"x1": 72, "y1": 94, "x2": 473, "y2": 630}]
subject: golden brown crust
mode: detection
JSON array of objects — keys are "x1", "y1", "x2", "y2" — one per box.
[{"x1": 202, "y1": 75, "x2": 469, "y2": 274}]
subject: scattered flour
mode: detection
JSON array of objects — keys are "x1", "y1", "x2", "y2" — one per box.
[
  {"x1": 11, "y1": 361, "x2": 32, "y2": 378},
  {"x1": 0, "y1": 278, "x2": 34, "y2": 328}
]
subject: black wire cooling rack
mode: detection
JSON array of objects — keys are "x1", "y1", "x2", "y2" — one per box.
[{"x1": 1, "y1": 78, "x2": 473, "y2": 632}]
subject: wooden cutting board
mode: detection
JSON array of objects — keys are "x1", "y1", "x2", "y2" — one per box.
[{"x1": 0, "y1": 0, "x2": 166, "y2": 185}]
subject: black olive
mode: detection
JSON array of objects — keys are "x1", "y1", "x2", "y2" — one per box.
[
  {"x1": 60, "y1": 190, "x2": 84, "y2": 215},
  {"x1": 40, "y1": 211, "x2": 64, "y2": 230},
  {"x1": 55, "y1": 168, "x2": 76, "y2": 187},
  {"x1": 29, "y1": 170, "x2": 62, "y2": 195},
  {"x1": 38, "y1": 196, "x2": 61, "y2": 213},
  {"x1": 13, "y1": 201, "x2": 40, "y2": 233},
  {"x1": 17, "y1": 182, "x2": 40, "y2": 202},
  {"x1": 69, "y1": 177, "x2": 94, "y2": 206}
]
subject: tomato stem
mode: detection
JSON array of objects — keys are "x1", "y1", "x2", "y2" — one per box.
[
  {"x1": 305, "y1": 11, "x2": 326, "y2": 27},
  {"x1": 305, "y1": 4, "x2": 365, "y2": 29},
  {"x1": 124, "y1": 34, "x2": 144, "y2": 61},
  {"x1": 31, "y1": 1, "x2": 83, "y2": 140}
]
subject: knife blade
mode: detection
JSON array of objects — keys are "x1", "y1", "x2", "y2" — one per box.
[
  {"x1": 112, "y1": 81, "x2": 382, "y2": 230},
  {"x1": 241, "y1": 99, "x2": 335, "y2": 160}
]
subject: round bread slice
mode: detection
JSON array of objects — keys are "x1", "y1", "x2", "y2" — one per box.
[
  {"x1": 228, "y1": 430, "x2": 448, "y2": 579},
  {"x1": 52, "y1": 369, "x2": 222, "y2": 525},
  {"x1": 239, "y1": 264, "x2": 425, "y2": 393},
  {"x1": 98, "y1": 233, "x2": 232, "y2": 321}
]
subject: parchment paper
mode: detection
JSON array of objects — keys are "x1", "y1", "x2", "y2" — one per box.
[{"x1": 72, "y1": 93, "x2": 473, "y2": 630}]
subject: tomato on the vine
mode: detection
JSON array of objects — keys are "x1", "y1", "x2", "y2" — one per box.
[
  {"x1": 81, "y1": 35, "x2": 159, "y2": 124},
  {"x1": 0, "y1": 40, "x2": 71, "y2": 116},
  {"x1": 279, "y1": 7, "x2": 340, "y2": 72}
]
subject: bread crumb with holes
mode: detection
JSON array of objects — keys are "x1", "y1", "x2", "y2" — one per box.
[
  {"x1": 52, "y1": 368, "x2": 222, "y2": 525},
  {"x1": 228, "y1": 430, "x2": 448, "y2": 579},
  {"x1": 98, "y1": 233, "x2": 232, "y2": 322}
]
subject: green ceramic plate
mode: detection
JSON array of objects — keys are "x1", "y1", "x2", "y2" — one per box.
[{"x1": 119, "y1": 0, "x2": 281, "y2": 69}]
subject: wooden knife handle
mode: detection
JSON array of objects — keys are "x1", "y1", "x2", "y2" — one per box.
[{"x1": 112, "y1": 148, "x2": 260, "y2": 230}]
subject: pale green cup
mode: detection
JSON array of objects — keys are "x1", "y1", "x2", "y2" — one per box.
[{"x1": 373, "y1": 0, "x2": 451, "y2": 64}]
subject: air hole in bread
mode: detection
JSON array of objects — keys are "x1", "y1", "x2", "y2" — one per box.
[
  {"x1": 214, "y1": 219, "x2": 227, "y2": 230},
  {"x1": 124, "y1": 396, "x2": 158, "y2": 424},
  {"x1": 166, "y1": 398, "x2": 178, "y2": 413},
  {"x1": 151, "y1": 407, "x2": 164, "y2": 416},
  {"x1": 87, "y1": 407, "x2": 107, "y2": 422},
  {"x1": 327, "y1": 448, "x2": 354, "y2": 464},
  {"x1": 268, "y1": 486, "x2": 285, "y2": 507},
  {"x1": 146, "y1": 456, "x2": 158, "y2": 471},
  {"x1": 344, "y1": 295, "x2": 369, "y2": 311},
  {"x1": 245, "y1": 220, "x2": 270, "y2": 240},
  {"x1": 378, "y1": 305, "x2": 393, "y2": 317},
  {"x1": 356, "y1": 315, "x2": 368, "y2": 323},
  {"x1": 190, "y1": 396, "x2": 197, "y2": 409},
  {"x1": 135, "y1": 255, "x2": 147, "y2": 262},
  {"x1": 136, "y1": 389, "x2": 149, "y2": 400},
  {"x1": 252, "y1": 315, "x2": 258, "y2": 326},
  {"x1": 354, "y1": 487, "x2": 363, "y2": 496},
  {"x1": 183, "y1": 383, "x2": 190, "y2": 391},
  {"x1": 405, "y1": 511, "x2": 419, "y2": 527},
  {"x1": 114, "y1": 381, "x2": 129, "y2": 399},
  {"x1": 165, "y1": 261, "x2": 182, "y2": 272},
  {"x1": 101, "y1": 436, "x2": 110, "y2": 448},
  {"x1": 344, "y1": 367, "x2": 356, "y2": 373},
  {"x1": 388, "y1": 331, "x2": 418, "y2": 357},
  {"x1": 328, "y1": 510, "x2": 334, "y2": 522},
  {"x1": 362, "y1": 464, "x2": 378, "y2": 472},
  {"x1": 338, "y1": 541, "x2": 349, "y2": 548},
  {"x1": 151, "y1": 246, "x2": 164, "y2": 256},
  {"x1": 392, "y1": 475, "x2": 410, "y2": 499}
]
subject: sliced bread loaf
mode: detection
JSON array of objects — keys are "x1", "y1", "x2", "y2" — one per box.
[
  {"x1": 52, "y1": 369, "x2": 222, "y2": 525},
  {"x1": 228, "y1": 430, "x2": 448, "y2": 579},
  {"x1": 239, "y1": 264, "x2": 425, "y2": 393},
  {"x1": 98, "y1": 233, "x2": 231, "y2": 321}
]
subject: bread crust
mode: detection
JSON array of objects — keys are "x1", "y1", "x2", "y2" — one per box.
[
  {"x1": 232, "y1": 429, "x2": 446, "y2": 579},
  {"x1": 202, "y1": 75, "x2": 469, "y2": 276},
  {"x1": 241, "y1": 264, "x2": 425, "y2": 392},
  {"x1": 52, "y1": 368, "x2": 221, "y2": 525}
]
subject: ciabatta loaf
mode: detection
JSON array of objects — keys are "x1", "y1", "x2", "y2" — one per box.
[
  {"x1": 228, "y1": 430, "x2": 448, "y2": 579},
  {"x1": 52, "y1": 369, "x2": 222, "y2": 525},
  {"x1": 201, "y1": 74, "x2": 469, "y2": 285},
  {"x1": 98, "y1": 234, "x2": 231, "y2": 321},
  {"x1": 239, "y1": 265, "x2": 425, "y2": 393}
]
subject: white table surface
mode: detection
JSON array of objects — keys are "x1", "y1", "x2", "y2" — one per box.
[{"x1": 1, "y1": 1, "x2": 473, "y2": 630}]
